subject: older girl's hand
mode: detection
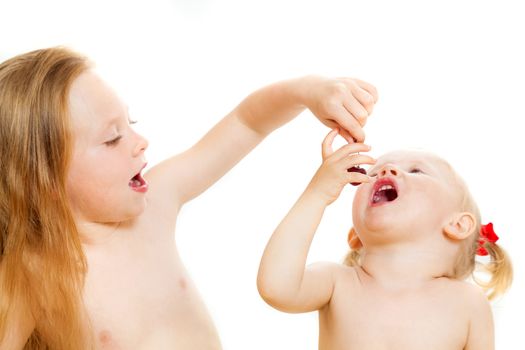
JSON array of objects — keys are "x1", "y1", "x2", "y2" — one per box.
[{"x1": 302, "y1": 76, "x2": 378, "y2": 144}]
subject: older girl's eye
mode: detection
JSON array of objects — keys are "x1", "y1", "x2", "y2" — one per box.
[
  {"x1": 128, "y1": 118, "x2": 138, "y2": 125},
  {"x1": 105, "y1": 135, "x2": 122, "y2": 146}
]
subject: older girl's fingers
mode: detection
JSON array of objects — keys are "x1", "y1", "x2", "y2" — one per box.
[
  {"x1": 328, "y1": 104, "x2": 366, "y2": 143},
  {"x1": 343, "y1": 95, "x2": 369, "y2": 127},
  {"x1": 322, "y1": 128, "x2": 339, "y2": 160},
  {"x1": 337, "y1": 128, "x2": 356, "y2": 144},
  {"x1": 351, "y1": 87, "x2": 375, "y2": 116},
  {"x1": 354, "y1": 78, "x2": 379, "y2": 103}
]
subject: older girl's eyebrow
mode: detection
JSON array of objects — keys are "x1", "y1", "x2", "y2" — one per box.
[
  {"x1": 100, "y1": 106, "x2": 131, "y2": 131},
  {"x1": 99, "y1": 116, "x2": 120, "y2": 132}
]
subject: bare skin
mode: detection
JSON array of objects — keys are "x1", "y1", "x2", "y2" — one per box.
[
  {"x1": 313, "y1": 264, "x2": 492, "y2": 350},
  {"x1": 258, "y1": 132, "x2": 494, "y2": 350},
  {"x1": 81, "y1": 202, "x2": 221, "y2": 349},
  {"x1": 59, "y1": 71, "x2": 378, "y2": 349}
]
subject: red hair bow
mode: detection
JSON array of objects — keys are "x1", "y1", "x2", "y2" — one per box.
[{"x1": 476, "y1": 222, "x2": 499, "y2": 256}]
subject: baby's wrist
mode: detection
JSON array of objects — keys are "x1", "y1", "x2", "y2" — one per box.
[{"x1": 302, "y1": 186, "x2": 331, "y2": 207}]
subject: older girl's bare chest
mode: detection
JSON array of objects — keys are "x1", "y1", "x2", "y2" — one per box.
[{"x1": 82, "y1": 234, "x2": 219, "y2": 349}]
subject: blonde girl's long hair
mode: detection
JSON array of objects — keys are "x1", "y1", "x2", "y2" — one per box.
[
  {"x1": 0, "y1": 48, "x2": 93, "y2": 349},
  {"x1": 343, "y1": 167, "x2": 513, "y2": 301}
]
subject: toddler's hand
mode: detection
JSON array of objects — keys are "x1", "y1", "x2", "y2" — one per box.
[
  {"x1": 302, "y1": 76, "x2": 378, "y2": 143},
  {"x1": 306, "y1": 129, "x2": 375, "y2": 205}
]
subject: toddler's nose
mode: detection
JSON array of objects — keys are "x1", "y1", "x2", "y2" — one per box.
[{"x1": 378, "y1": 164, "x2": 399, "y2": 177}]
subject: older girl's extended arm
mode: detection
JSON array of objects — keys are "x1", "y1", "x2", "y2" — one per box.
[{"x1": 144, "y1": 77, "x2": 377, "y2": 218}]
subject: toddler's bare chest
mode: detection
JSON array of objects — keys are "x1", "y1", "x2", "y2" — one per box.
[{"x1": 323, "y1": 284, "x2": 468, "y2": 350}]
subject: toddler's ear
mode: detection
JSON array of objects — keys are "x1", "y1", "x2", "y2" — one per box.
[
  {"x1": 443, "y1": 212, "x2": 476, "y2": 240},
  {"x1": 348, "y1": 227, "x2": 363, "y2": 250}
]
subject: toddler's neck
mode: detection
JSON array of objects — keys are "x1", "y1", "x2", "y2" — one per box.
[{"x1": 358, "y1": 244, "x2": 455, "y2": 291}]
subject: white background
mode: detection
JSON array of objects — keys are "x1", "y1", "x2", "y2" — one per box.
[{"x1": 2, "y1": 0, "x2": 524, "y2": 348}]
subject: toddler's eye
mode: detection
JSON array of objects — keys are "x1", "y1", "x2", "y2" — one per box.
[
  {"x1": 105, "y1": 135, "x2": 122, "y2": 146},
  {"x1": 410, "y1": 168, "x2": 423, "y2": 174},
  {"x1": 128, "y1": 119, "x2": 138, "y2": 125}
]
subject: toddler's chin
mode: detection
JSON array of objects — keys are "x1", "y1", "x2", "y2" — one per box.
[{"x1": 358, "y1": 210, "x2": 402, "y2": 235}]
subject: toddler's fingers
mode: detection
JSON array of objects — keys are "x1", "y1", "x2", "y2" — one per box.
[
  {"x1": 322, "y1": 128, "x2": 339, "y2": 160},
  {"x1": 342, "y1": 154, "x2": 376, "y2": 169},
  {"x1": 330, "y1": 142, "x2": 371, "y2": 162},
  {"x1": 346, "y1": 172, "x2": 371, "y2": 185}
]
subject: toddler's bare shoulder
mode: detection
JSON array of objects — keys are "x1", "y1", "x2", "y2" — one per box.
[
  {"x1": 306, "y1": 262, "x2": 360, "y2": 282},
  {"x1": 316, "y1": 262, "x2": 362, "y2": 289},
  {"x1": 435, "y1": 278, "x2": 489, "y2": 308}
]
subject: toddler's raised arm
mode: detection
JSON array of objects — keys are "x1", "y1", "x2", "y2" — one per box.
[{"x1": 257, "y1": 130, "x2": 374, "y2": 312}]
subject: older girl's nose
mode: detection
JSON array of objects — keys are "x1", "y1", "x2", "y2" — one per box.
[{"x1": 133, "y1": 131, "x2": 148, "y2": 156}]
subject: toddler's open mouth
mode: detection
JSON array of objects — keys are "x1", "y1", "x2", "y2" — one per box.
[
  {"x1": 129, "y1": 163, "x2": 148, "y2": 193},
  {"x1": 371, "y1": 178, "x2": 398, "y2": 206}
]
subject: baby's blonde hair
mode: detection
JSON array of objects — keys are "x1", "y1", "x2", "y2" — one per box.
[
  {"x1": 1, "y1": 48, "x2": 94, "y2": 349},
  {"x1": 344, "y1": 158, "x2": 513, "y2": 300}
]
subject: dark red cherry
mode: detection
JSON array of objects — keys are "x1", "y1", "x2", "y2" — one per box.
[{"x1": 347, "y1": 166, "x2": 366, "y2": 186}]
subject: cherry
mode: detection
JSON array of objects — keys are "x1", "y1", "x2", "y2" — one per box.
[{"x1": 347, "y1": 166, "x2": 366, "y2": 186}]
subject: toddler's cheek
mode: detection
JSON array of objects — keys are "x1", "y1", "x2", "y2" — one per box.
[
  {"x1": 353, "y1": 185, "x2": 369, "y2": 204},
  {"x1": 351, "y1": 187, "x2": 368, "y2": 217}
]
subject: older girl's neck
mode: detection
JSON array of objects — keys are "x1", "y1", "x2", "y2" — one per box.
[{"x1": 77, "y1": 220, "x2": 122, "y2": 246}]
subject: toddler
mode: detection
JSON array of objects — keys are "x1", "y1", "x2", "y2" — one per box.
[{"x1": 258, "y1": 129, "x2": 512, "y2": 350}]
